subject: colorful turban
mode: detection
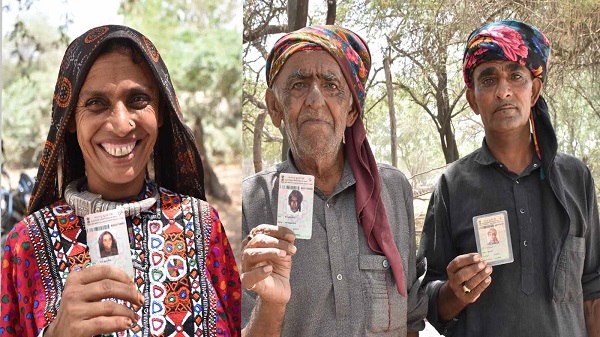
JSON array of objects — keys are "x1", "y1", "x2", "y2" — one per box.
[
  {"x1": 463, "y1": 20, "x2": 552, "y2": 161},
  {"x1": 266, "y1": 25, "x2": 407, "y2": 296},
  {"x1": 266, "y1": 25, "x2": 371, "y2": 114},
  {"x1": 463, "y1": 20, "x2": 550, "y2": 88}
]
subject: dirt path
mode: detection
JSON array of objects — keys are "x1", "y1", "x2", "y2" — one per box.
[{"x1": 207, "y1": 163, "x2": 242, "y2": 271}]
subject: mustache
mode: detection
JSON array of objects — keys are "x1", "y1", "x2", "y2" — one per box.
[
  {"x1": 298, "y1": 110, "x2": 331, "y2": 124},
  {"x1": 493, "y1": 103, "x2": 518, "y2": 113}
]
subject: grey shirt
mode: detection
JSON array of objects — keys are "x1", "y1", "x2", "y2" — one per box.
[
  {"x1": 419, "y1": 142, "x2": 600, "y2": 336},
  {"x1": 242, "y1": 157, "x2": 427, "y2": 336}
]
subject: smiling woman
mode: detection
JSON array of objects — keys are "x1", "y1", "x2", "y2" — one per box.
[
  {"x1": 0, "y1": 25, "x2": 240, "y2": 337},
  {"x1": 72, "y1": 46, "x2": 161, "y2": 200}
]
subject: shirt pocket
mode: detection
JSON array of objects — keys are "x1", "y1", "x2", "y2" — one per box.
[
  {"x1": 359, "y1": 254, "x2": 403, "y2": 333},
  {"x1": 553, "y1": 235, "x2": 585, "y2": 302}
]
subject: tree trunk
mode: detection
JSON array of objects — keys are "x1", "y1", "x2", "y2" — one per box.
[
  {"x1": 435, "y1": 64, "x2": 459, "y2": 164},
  {"x1": 383, "y1": 56, "x2": 398, "y2": 167},
  {"x1": 193, "y1": 116, "x2": 231, "y2": 203},
  {"x1": 439, "y1": 118, "x2": 459, "y2": 163},
  {"x1": 253, "y1": 111, "x2": 267, "y2": 173},
  {"x1": 326, "y1": 0, "x2": 337, "y2": 25},
  {"x1": 287, "y1": 0, "x2": 309, "y2": 31}
]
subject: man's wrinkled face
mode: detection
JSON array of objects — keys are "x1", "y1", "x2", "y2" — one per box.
[
  {"x1": 266, "y1": 50, "x2": 358, "y2": 160},
  {"x1": 466, "y1": 60, "x2": 542, "y2": 136}
]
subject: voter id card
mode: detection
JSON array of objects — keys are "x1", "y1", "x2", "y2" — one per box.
[
  {"x1": 86, "y1": 207, "x2": 134, "y2": 278},
  {"x1": 277, "y1": 173, "x2": 314, "y2": 239},
  {"x1": 472, "y1": 210, "x2": 514, "y2": 266}
]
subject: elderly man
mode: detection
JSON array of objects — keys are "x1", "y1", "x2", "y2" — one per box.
[
  {"x1": 241, "y1": 25, "x2": 427, "y2": 336},
  {"x1": 419, "y1": 20, "x2": 600, "y2": 336}
]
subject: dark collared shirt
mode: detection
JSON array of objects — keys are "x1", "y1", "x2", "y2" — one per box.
[{"x1": 419, "y1": 142, "x2": 593, "y2": 337}]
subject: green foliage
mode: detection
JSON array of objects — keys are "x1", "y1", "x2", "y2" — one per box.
[
  {"x1": 121, "y1": 0, "x2": 243, "y2": 161},
  {"x1": 2, "y1": 72, "x2": 55, "y2": 168},
  {"x1": 547, "y1": 69, "x2": 600, "y2": 183},
  {"x1": 2, "y1": 5, "x2": 67, "y2": 169},
  {"x1": 2, "y1": 0, "x2": 242, "y2": 171},
  {"x1": 242, "y1": 0, "x2": 600, "y2": 187},
  {"x1": 2, "y1": 7, "x2": 68, "y2": 87},
  {"x1": 363, "y1": 87, "x2": 446, "y2": 180},
  {"x1": 173, "y1": 28, "x2": 243, "y2": 159}
]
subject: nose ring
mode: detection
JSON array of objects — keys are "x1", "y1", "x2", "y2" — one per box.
[{"x1": 129, "y1": 120, "x2": 135, "y2": 127}]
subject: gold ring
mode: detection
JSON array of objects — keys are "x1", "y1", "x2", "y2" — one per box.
[
  {"x1": 129, "y1": 120, "x2": 135, "y2": 127},
  {"x1": 462, "y1": 283, "x2": 471, "y2": 294}
]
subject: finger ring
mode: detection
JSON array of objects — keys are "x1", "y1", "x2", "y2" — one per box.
[
  {"x1": 462, "y1": 283, "x2": 471, "y2": 294},
  {"x1": 245, "y1": 233, "x2": 254, "y2": 242}
]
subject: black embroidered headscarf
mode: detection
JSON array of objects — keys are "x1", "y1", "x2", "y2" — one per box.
[{"x1": 28, "y1": 25, "x2": 205, "y2": 214}]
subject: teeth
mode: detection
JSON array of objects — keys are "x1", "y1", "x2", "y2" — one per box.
[{"x1": 101, "y1": 142, "x2": 136, "y2": 157}]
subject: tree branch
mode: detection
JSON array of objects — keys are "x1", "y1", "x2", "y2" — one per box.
[
  {"x1": 388, "y1": 39, "x2": 439, "y2": 91},
  {"x1": 449, "y1": 86, "x2": 467, "y2": 113},
  {"x1": 451, "y1": 101, "x2": 470, "y2": 118},
  {"x1": 364, "y1": 93, "x2": 388, "y2": 116},
  {"x1": 395, "y1": 81, "x2": 439, "y2": 129},
  {"x1": 243, "y1": 90, "x2": 267, "y2": 110},
  {"x1": 244, "y1": 24, "x2": 288, "y2": 44}
]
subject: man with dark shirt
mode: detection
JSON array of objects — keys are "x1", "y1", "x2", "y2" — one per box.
[{"x1": 419, "y1": 20, "x2": 600, "y2": 336}]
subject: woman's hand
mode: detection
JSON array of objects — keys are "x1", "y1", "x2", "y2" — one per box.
[{"x1": 44, "y1": 265, "x2": 143, "y2": 337}]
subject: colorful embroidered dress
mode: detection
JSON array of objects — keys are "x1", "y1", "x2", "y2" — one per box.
[{"x1": 1, "y1": 184, "x2": 241, "y2": 336}]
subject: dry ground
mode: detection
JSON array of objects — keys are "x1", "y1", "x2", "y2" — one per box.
[{"x1": 206, "y1": 163, "x2": 242, "y2": 271}]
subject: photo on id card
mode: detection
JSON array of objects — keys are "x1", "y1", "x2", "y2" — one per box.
[
  {"x1": 86, "y1": 207, "x2": 134, "y2": 278},
  {"x1": 277, "y1": 173, "x2": 314, "y2": 239},
  {"x1": 472, "y1": 210, "x2": 514, "y2": 266}
]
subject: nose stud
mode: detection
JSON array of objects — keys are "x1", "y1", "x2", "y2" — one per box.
[{"x1": 129, "y1": 120, "x2": 135, "y2": 127}]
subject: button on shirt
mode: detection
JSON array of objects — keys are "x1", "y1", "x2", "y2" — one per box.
[{"x1": 242, "y1": 157, "x2": 427, "y2": 336}]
